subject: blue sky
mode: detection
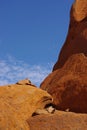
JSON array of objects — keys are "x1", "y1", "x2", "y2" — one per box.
[{"x1": 0, "y1": 0, "x2": 74, "y2": 86}]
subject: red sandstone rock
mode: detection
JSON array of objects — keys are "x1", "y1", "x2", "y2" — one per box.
[
  {"x1": 41, "y1": 54, "x2": 87, "y2": 113},
  {"x1": 53, "y1": 0, "x2": 87, "y2": 71}
]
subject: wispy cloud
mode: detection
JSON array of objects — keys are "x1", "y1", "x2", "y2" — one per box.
[{"x1": 0, "y1": 56, "x2": 53, "y2": 87}]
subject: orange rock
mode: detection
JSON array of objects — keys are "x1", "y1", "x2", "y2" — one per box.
[
  {"x1": 16, "y1": 78, "x2": 32, "y2": 85},
  {"x1": 73, "y1": 0, "x2": 87, "y2": 22},
  {"x1": 41, "y1": 54, "x2": 87, "y2": 113},
  {"x1": 0, "y1": 82, "x2": 52, "y2": 130},
  {"x1": 28, "y1": 111, "x2": 87, "y2": 130},
  {"x1": 16, "y1": 78, "x2": 36, "y2": 87},
  {"x1": 53, "y1": 0, "x2": 87, "y2": 71}
]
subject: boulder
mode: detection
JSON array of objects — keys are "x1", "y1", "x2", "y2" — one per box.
[
  {"x1": 73, "y1": 0, "x2": 87, "y2": 22},
  {"x1": 0, "y1": 81, "x2": 53, "y2": 130},
  {"x1": 16, "y1": 78, "x2": 32, "y2": 85},
  {"x1": 16, "y1": 78, "x2": 36, "y2": 87},
  {"x1": 53, "y1": 0, "x2": 87, "y2": 71},
  {"x1": 28, "y1": 111, "x2": 87, "y2": 130},
  {"x1": 41, "y1": 54, "x2": 87, "y2": 113}
]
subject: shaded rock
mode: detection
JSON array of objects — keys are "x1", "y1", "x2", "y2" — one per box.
[
  {"x1": 32, "y1": 108, "x2": 49, "y2": 116},
  {"x1": 0, "y1": 82, "x2": 53, "y2": 130},
  {"x1": 53, "y1": 0, "x2": 87, "y2": 71},
  {"x1": 28, "y1": 111, "x2": 87, "y2": 130},
  {"x1": 32, "y1": 105, "x2": 55, "y2": 116},
  {"x1": 41, "y1": 54, "x2": 87, "y2": 113}
]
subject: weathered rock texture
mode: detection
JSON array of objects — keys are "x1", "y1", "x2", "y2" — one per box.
[
  {"x1": 53, "y1": 0, "x2": 87, "y2": 71},
  {"x1": 41, "y1": 54, "x2": 87, "y2": 113},
  {"x1": 0, "y1": 80, "x2": 53, "y2": 130},
  {"x1": 28, "y1": 111, "x2": 87, "y2": 130},
  {"x1": 73, "y1": 0, "x2": 87, "y2": 21}
]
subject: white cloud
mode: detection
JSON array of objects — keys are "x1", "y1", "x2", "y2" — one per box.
[{"x1": 0, "y1": 57, "x2": 53, "y2": 87}]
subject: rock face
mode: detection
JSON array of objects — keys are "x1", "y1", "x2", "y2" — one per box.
[
  {"x1": 41, "y1": 54, "x2": 87, "y2": 113},
  {"x1": 0, "y1": 81, "x2": 53, "y2": 130},
  {"x1": 28, "y1": 111, "x2": 87, "y2": 130},
  {"x1": 53, "y1": 0, "x2": 87, "y2": 71},
  {"x1": 73, "y1": 0, "x2": 87, "y2": 21},
  {"x1": 43, "y1": 0, "x2": 87, "y2": 113}
]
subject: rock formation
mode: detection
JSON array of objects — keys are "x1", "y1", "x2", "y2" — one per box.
[
  {"x1": 28, "y1": 111, "x2": 87, "y2": 130},
  {"x1": 0, "y1": 79, "x2": 87, "y2": 130},
  {"x1": 41, "y1": 53, "x2": 87, "y2": 113},
  {"x1": 0, "y1": 81, "x2": 53, "y2": 130},
  {"x1": 40, "y1": 0, "x2": 87, "y2": 114},
  {"x1": 0, "y1": 0, "x2": 87, "y2": 130},
  {"x1": 16, "y1": 79, "x2": 36, "y2": 87},
  {"x1": 16, "y1": 79, "x2": 32, "y2": 85},
  {"x1": 73, "y1": 0, "x2": 87, "y2": 22},
  {"x1": 53, "y1": 0, "x2": 87, "y2": 70}
]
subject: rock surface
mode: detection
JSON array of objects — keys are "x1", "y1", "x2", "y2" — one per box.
[
  {"x1": 41, "y1": 54, "x2": 87, "y2": 113},
  {"x1": 0, "y1": 81, "x2": 53, "y2": 130},
  {"x1": 16, "y1": 79, "x2": 36, "y2": 87},
  {"x1": 28, "y1": 111, "x2": 87, "y2": 130},
  {"x1": 0, "y1": 0, "x2": 87, "y2": 130},
  {"x1": 73, "y1": 0, "x2": 87, "y2": 21},
  {"x1": 16, "y1": 79, "x2": 32, "y2": 85},
  {"x1": 53, "y1": 0, "x2": 87, "y2": 71},
  {"x1": 33, "y1": 106, "x2": 55, "y2": 116}
]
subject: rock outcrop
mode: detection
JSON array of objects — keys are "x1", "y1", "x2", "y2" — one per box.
[
  {"x1": 0, "y1": 0, "x2": 87, "y2": 130},
  {"x1": 0, "y1": 80, "x2": 53, "y2": 130},
  {"x1": 41, "y1": 54, "x2": 87, "y2": 113},
  {"x1": 42, "y1": 0, "x2": 87, "y2": 113},
  {"x1": 16, "y1": 79, "x2": 32, "y2": 85},
  {"x1": 28, "y1": 111, "x2": 87, "y2": 130},
  {"x1": 16, "y1": 79, "x2": 36, "y2": 87},
  {"x1": 73, "y1": 0, "x2": 87, "y2": 22},
  {"x1": 0, "y1": 77, "x2": 87, "y2": 130},
  {"x1": 53, "y1": 0, "x2": 87, "y2": 71}
]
